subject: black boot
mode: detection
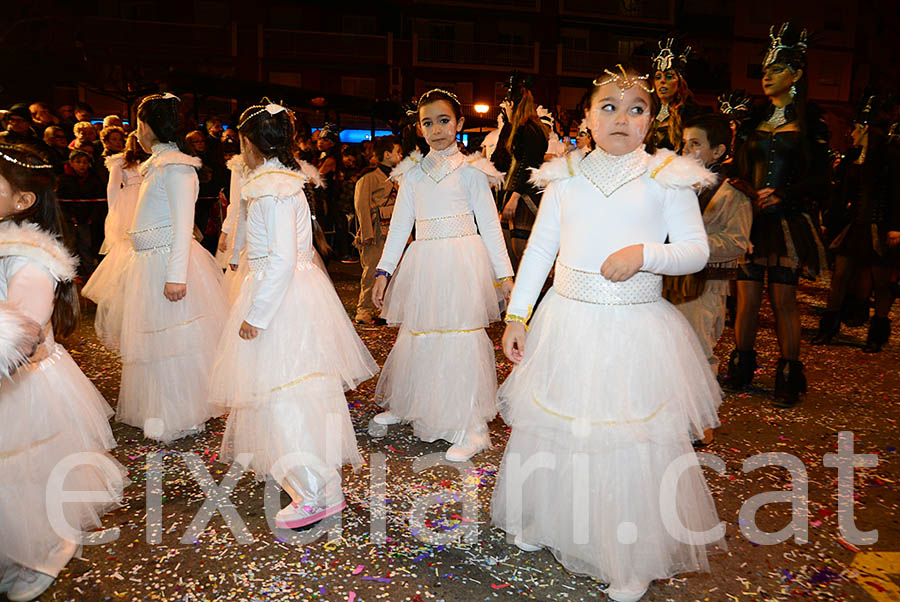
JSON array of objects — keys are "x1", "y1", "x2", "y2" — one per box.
[
  {"x1": 811, "y1": 311, "x2": 841, "y2": 345},
  {"x1": 773, "y1": 359, "x2": 807, "y2": 408},
  {"x1": 863, "y1": 317, "x2": 891, "y2": 353},
  {"x1": 723, "y1": 349, "x2": 757, "y2": 390}
]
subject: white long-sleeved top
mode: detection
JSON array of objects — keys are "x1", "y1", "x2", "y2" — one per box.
[
  {"x1": 240, "y1": 158, "x2": 317, "y2": 329},
  {"x1": 507, "y1": 147, "x2": 715, "y2": 318},
  {"x1": 131, "y1": 142, "x2": 202, "y2": 283},
  {"x1": 0, "y1": 221, "x2": 78, "y2": 379},
  {"x1": 376, "y1": 145, "x2": 513, "y2": 279}
]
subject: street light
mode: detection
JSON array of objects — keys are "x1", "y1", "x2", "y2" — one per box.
[{"x1": 474, "y1": 104, "x2": 489, "y2": 114}]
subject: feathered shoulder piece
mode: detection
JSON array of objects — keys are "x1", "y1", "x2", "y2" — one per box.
[
  {"x1": 226, "y1": 154, "x2": 247, "y2": 176},
  {"x1": 298, "y1": 160, "x2": 324, "y2": 189},
  {"x1": 528, "y1": 148, "x2": 586, "y2": 188},
  {"x1": 0, "y1": 220, "x2": 77, "y2": 283},
  {"x1": 139, "y1": 148, "x2": 202, "y2": 176},
  {"x1": 647, "y1": 149, "x2": 717, "y2": 190},
  {"x1": 105, "y1": 152, "x2": 125, "y2": 170},
  {"x1": 390, "y1": 150, "x2": 423, "y2": 182},
  {"x1": 0, "y1": 302, "x2": 28, "y2": 377},
  {"x1": 241, "y1": 159, "x2": 320, "y2": 200},
  {"x1": 466, "y1": 155, "x2": 505, "y2": 187}
]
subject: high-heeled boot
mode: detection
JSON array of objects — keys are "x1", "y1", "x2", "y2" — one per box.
[
  {"x1": 723, "y1": 349, "x2": 757, "y2": 390},
  {"x1": 863, "y1": 316, "x2": 891, "y2": 353},
  {"x1": 773, "y1": 358, "x2": 807, "y2": 408},
  {"x1": 811, "y1": 311, "x2": 840, "y2": 345}
]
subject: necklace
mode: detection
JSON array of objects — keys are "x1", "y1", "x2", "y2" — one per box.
[
  {"x1": 767, "y1": 106, "x2": 787, "y2": 129},
  {"x1": 657, "y1": 103, "x2": 670, "y2": 123}
]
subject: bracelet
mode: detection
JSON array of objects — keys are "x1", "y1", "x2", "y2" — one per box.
[
  {"x1": 375, "y1": 269, "x2": 391, "y2": 281},
  {"x1": 504, "y1": 313, "x2": 529, "y2": 331},
  {"x1": 498, "y1": 276, "x2": 513, "y2": 282}
]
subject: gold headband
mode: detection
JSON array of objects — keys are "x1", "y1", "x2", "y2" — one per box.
[
  {"x1": 0, "y1": 150, "x2": 53, "y2": 170},
  {"x1": 592, "y1": 64, "x2": 653, "y2": 100}
]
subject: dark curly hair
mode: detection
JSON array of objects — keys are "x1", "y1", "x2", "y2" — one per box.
[
  {"x1": 137, "y1": 94, "x2": 183, "y2": 145},
  {"x1": 237, "y1": 101, "x2": 302, "y2": 171}
]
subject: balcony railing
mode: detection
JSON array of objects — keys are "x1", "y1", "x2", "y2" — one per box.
[
  {"x1": 413, "y1": 35, "x2": 539, "y2": 72},
  {"x1": 559, "y1": 0, "x2": 674, "y2": 24},
  {"x1": 263, "y1": 29, "x2": 392, "y2": 65},
  {"x1": 557, "y1": 47, "x2": 621, "y2": 78}
]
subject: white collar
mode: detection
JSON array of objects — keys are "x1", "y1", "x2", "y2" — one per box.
[
  {"x1": 150, "y1": 141, "x2": 178, "y2": 155},
  {"x1": 579, "y1": 146, "x2": 650, "y2": 197},
  {"x1": 420, "y1": 145, "x2": 466, "y2": 183}
]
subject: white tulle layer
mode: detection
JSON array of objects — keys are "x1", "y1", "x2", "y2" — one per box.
[
  {"x1": 375, "y1": 327, "x2": 498, "y2": 444},
  {"x1": 209, "y1": 265, "x2": 377, "y2": 409},
  {"x1": 498, "y1": 290, "x2": 721, "y2": 449},
  {"x1": 0, "y1": 345, "x2": 126, "y2": 572},
  {"x1": 382, "y1": 236, "x2": 504, "y2": 331},
  {"x1": 491, "y1": 429, "x2": 724, "y2": 588},
  {"x1": 224, "y1": 253, "x2": 248, "y2": 306},
  {"x1": 220, "y1": 375, "x2": 363, "y2": 488},
  {"x1": 214, "y1": 228, "x2": 235, "y2": 269},
  {"x1": 82, "y1": 238, "x2": 131, "y2": 351},
  {"x1": 116, "y1": 241, "x2": 228, "y2": 441},
  {"x1": 99, "y1": 184, "x2": 140, "y2": 255}
]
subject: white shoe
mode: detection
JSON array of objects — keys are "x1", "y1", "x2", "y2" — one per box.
[
  {"x1": 372, "y1": 411, "x2": 402, "y2": 426},
  {"x1": 445, "y1": 430, "x2": 489, "y2": 462},
  {"x1": 1, "y1": 565, "x2": 20, "y2": 593},
  {"x1": 606, "y1": 584, "x2": 649, "y2": 602},
  {"x1": 275, "y1": 498, "x2": 346, "y2": 530},
  {"x1": 513, "y1": 534, "x2": 543, "y2": 552},
  {"x1": 8, "y1": 568, "x2": 55, "y2": 602}
]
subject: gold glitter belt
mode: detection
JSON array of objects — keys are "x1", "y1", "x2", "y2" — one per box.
[
  {"x1": 415, "y1": 213, "x2": 477, "y2": 241},
  {"x1": 248, "y1": 250, "x2": 318, "y2": 275},
  {"x1": 553, "y1": 262, "x2": 661, "y2": 305},
  {"x1": 128, "y1": 225, "x2": 172, "y2": 252}
]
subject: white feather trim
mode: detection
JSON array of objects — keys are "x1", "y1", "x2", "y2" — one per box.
[
  {"x1": 528, "y1": 148, "x2": 586, "y2": 188},
  {"x1": 0, "y1": 221, "x2": 77, "y2": 282},
  {"x1": 139, "y1": 149, "x2": 202, "y2": 176},
  {"x1": 0, "y1": 302, "x2": 28, "y2": 379},
  {"x1": 466, "y1": 155, "x2": 505, "y2": 187},
  {"x1": 226, "y1": 154, "x2": 244, "y2": 172},
  {"x1": 647, "y1": 149, "x2": 717, "y2": 190},
  {"x1": 241, "y1": 165, "x2": 316, "y2": 200},
  {"x1": 298, "y1": 160, "x2": 324, "y2": 189},
  {"x1": 390, "y1": 150, "x2": 423, "y2": 182},
  {"x1": 104, "y1": 152, "x2": 125, "y2": 170}
]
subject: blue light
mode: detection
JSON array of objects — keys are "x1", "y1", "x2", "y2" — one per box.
[{"x1": 312, "y1": 128, "x2": 393, "y2": 143}]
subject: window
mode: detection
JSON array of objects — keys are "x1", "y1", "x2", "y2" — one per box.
[
  {"x1": 561, "y1": 28, "x2": 589, "y2": 51},
  {"x1": 341, "y1": 77, "x2": 376, "y2": 98}
]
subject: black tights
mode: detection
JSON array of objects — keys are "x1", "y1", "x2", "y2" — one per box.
[
  {"x1": 735, "y1": 280, "x2": 802, "y2": 360},
  {"x1": 826, "y1": 255, "x2": 895, "y2": 318}
]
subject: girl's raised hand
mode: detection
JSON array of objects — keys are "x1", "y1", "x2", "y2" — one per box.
[
  {"x1": 502, "y1": 321, "x2": 527, "y2": 364},
  {"x1": 239, "y1": 320, "x2": 259, "y2": 340},
  {"x1": 372, "y1": 275, "x2": 388, "y2": 310},
  {"x1": 500, "y1": 279, "x2": 514, "y2": 303},
  {"x1": 600, "y1": 244, "x2": 643, "y2": 282}
]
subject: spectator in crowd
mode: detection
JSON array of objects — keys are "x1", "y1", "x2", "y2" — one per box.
[
  {"x1": 42, "y1": 125, "x2": 71, "y2": 173},
  {"x1": 57, "y1": 149, "x2": 107, "y2": 278},
  {"x1": 221, "y1": 127, "x2": 239, "y2": 160},
  {"x1": 74, "y1": 102, "x2": 93, "y2": 123},
  {"x1": 100, "y1": 125, "x2": 126, "y2": 156},
  {"x1": 57, "y1": 104, "x2": 76, "y2": 138},
  {"x1": 29, "y1": 101, "x2": 58, "y2": 137},
  {"x1": 103, "y1": 115, "x2": 124, "y2": 129},
  {"x1": 69, "y1": 121, "x2": 100, "y2": 157},
  {"x1": 203, "y1": 117, "x2": 225, "y2": 163},
  {"x1": 0, "y1": 104, "x2": 43, "y2": 146},
  {"x1": 185, "y1": 129, "x2": 228, "y2": 254}
]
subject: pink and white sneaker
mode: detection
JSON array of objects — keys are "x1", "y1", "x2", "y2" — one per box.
[{"x1": 275, "y1": 499, "x2": 347, "y2": 529}]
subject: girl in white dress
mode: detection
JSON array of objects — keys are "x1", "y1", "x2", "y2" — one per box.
[
  {"x1": 371, "y1": 90, "x2": 514, "y2": 462},
  {"x1": 0, "y1": 144, "x2": 125, "y2": 602},
  {"x1": 111, "y1": 93, "x2": 227, "y2": 442},
  {"x1": 492, "y1": 66, "x2": 724, "y2": 602},
  {"x1": 208, "y1": 102, "x2": 377, "y2": 529},
  {"x1": 83, "y1": 132, "x2": 149, "y2": 349}
]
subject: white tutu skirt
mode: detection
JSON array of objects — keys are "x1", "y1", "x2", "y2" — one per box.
[
  {"x1": 492, "y1": 289, "x2": 723, "y2": 586},
  {"x1": 382, "y1": 236, "x2": 503, "y2": 331},
  {"x1": 0, "y1": 344, "x2": 126, "y2": 574},
  {"x1": 220, "y1": 375, "x2": 363, "y2": 490},
  {"x1": 224, "y1": 253, "x2": 248, "y2": 306},
  {"x1": 214, "y1": 228, "x2": 234, "y2": 270},
  {"x1": 209, "y1": 264, "x2": 377, "y2": 408},
  {"x1": 117, "y1": 240, "x2": 228, "y2": 441},
  {"x1": 375, "y1": 327, "x2": 498, "y2": 444},
  {"x1": 99, "y1": 186, "x2": 140, "y2": 256},
  {"x1": 82, "y1": 238, "x2": 132, "y2": 351}
]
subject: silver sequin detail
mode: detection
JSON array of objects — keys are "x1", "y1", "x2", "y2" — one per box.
[
  {"x1": 767, "y1": 106, "x2": 787, "y2": 129},
  {"x1": 128, "y1": 225, "x2": 172, "y2": 252},
  {"x1": 415, "y1": 213, "x2": 477, "y2": 240},
  {"x1": 553, "y1": 262, "x2": 662, "y2": 305},
  {"x1": 248, "y1": 249, "x2": 318, "y2": 275}
]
